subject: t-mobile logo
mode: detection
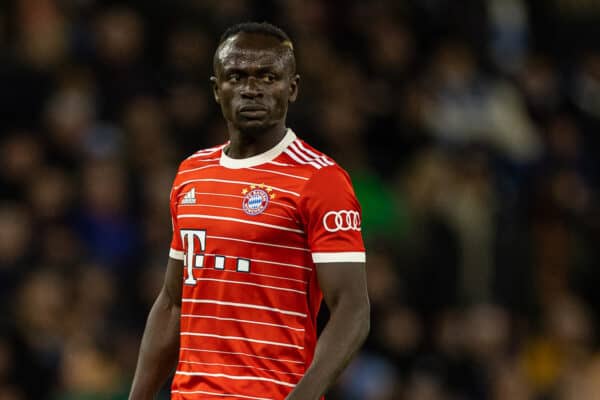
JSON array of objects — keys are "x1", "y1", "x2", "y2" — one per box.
[
  {"x1": 181, "y1": 229, "x2": 206, "y2": 285},
  {"x1": 179, "y1": 229, "x2": 252, "y2": 286}
]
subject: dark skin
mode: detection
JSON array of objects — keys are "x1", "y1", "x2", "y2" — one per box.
[
  {"x1": 129, "y1": 258, "x2": 182, "y2": 399},
  {"x1": 129, "y1": 32, "x2": 370, "y2": 400},
  {"x1": 210, "y1": 32, "x2": 299, "y2": 158}
]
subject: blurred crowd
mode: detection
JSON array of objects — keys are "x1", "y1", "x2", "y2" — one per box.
[{"x1": 2, "y1": 0, "x2": 600, "y2": 399}]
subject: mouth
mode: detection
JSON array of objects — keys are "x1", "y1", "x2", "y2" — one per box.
[
  {"x1": 239, "y1": 104, "x2": 268, "y2": 112},
  {"x1": 238, "y1": 104, "x2": 268, "y2": 119}
]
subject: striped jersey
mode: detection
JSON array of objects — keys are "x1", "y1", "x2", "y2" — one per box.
[{"x1": 168, "y1": 129, "x2": 365, "y2": 399}]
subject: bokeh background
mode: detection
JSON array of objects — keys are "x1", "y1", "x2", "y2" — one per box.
[{"x1": 2, "y1": 0, "x2": 600, "y2": 399}]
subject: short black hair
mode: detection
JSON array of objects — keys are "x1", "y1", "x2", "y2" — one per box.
[
  {"x1": 218, "y1": 22, "x2": 292, "y2": 46},
  {"x1": 214, "y1": 22, "x2": 296, "y2": 74}
]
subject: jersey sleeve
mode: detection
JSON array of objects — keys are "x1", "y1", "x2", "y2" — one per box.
[
  {"x1": 299, "y1": 166, "x2": 366, "y2": 263},
  {"x1": 168, "y1": 175, "x2": 185, "y2": 261}
]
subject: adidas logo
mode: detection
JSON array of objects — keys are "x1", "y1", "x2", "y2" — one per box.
[{"x1": 181, "y1": 188, "x2": 196, "y2": 204}]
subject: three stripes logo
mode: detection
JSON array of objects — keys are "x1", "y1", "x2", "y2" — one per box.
[
  {"x1": 284, "y1": 140, "x2": 334, "y2": 170},
  {"x1": 181, "y1": 188, "x2": 197, "y2": 204}
]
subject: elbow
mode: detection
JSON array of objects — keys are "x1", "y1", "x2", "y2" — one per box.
[
  {"x1": 363, "y1": 306, "x2": 371, "y2": 342},
  {"x1": 356, "y1": 301, "x2": 371, "y2": 345}
]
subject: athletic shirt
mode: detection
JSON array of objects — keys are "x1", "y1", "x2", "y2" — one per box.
[{"x1": 168, "y1": 129, "x2": 365, "y2": 400}]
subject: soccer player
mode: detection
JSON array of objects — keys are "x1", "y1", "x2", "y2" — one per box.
[{"x1": 129, "y1": 22, "x2": 370, "y2": 400}]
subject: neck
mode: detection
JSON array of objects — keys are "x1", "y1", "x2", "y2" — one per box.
[{"x1": 225, "y1": 122, "x2": 287, "y2": 159}]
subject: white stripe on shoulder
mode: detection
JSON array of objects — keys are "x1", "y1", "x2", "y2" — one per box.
[
  {"x1": 175, "y1": 371, "x2": 296, "y2": 388},
  {"x1": 171, "y1": 389, "x2": 272, "y2": 400},
  {"x1": 284, "y1": 145, "x2": 321, "y2": 169},
  {"x1": 290, "y1": 141, "x2": 328, "y2": 167},
  {"x1": 181, "y1": 298, "x2": 307, "y2": 317},
  {"x1": 295, "y1": 140, "x2": 335, "y2": 166},
  {"x1": 183, "y1": 156, "x2": 221, "y2": 163},
  {"x1": 177, "y1": 164, "x2": 220, "y2": 175},
  {"x1": 187, "y1": 144, "x2": 226, "y2": 158},
  {"x1": 180, "y1": 347, "x2": 305, "y2": 365},
  {"x1": 312, "y1": 252, "x2": 366, "y2": 263}
]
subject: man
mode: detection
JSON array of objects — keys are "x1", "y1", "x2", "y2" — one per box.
[{"x1": 129, "y1": 22, "x2": 370, "y2": 400}]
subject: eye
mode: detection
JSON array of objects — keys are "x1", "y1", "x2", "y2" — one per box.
[
  {"x1": 262, "y1": 74, "x2": 276, "y2": 83},
  {"x1": 228, "y1": 73, "x2": 240, "y2": 82}
]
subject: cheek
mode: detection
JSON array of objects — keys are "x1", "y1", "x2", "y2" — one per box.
[
  {"x1": 218, "y1": 89, "x2": 235, "y2": 113},
  {"x1": 275, "y1": 98, "x2": 287, "y2": 116},
  {"x1": 218, "y1": 87, "x2": 234, "y2": 102},
  {"x1": 271, "y1": 88, "x2": 289, "y2": 113}
]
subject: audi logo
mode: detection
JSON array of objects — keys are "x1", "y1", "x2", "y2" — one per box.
[{"x1": 323, "y1": 210, "x2": 361, "y2": 232}]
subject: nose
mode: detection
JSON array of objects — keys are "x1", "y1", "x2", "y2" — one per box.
[{"x1": 240, "y1": 76, "x2": 262, "y2": 98}]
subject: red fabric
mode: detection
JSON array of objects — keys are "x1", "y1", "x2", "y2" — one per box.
[{"x1": 168, "y1": 133, "x2": 364, "y2": 399}]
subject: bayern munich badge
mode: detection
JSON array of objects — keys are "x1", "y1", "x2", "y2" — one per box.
[{"x1": 242, "y1": 184, "x2": 274, "y2": 216}]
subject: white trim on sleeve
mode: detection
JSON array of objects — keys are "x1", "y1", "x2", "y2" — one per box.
[
  {"x1": 169, "y1": 248, "x2": 185, "y2": 260},
  {"x1": 312, "y1": 252, "x2": 366, "y2": 263}
]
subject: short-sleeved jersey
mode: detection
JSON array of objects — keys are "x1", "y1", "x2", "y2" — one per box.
[{"x1": 168, "y1": 129, "x2": 365, "y2": 400}]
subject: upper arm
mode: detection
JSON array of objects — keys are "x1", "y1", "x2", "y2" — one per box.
[
  {"x1": 165, "y1": 165, "x2": 184, "y2": 306},
  {"x1": 316, "y1": 262, "x2": 369, "y2": 312},
  {"x1": 163, "y1": 257, "x2": 183, "y2": 307},
  {"x1": 299, "y1": 166, "x2": 366, "y2": 264},
  {"x1": 299, "y1": 165, "x2": 368, "y2": 310}
]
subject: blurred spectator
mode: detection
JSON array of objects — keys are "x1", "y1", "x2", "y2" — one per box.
[{"x1": 75, "y1": 159, "x2": 139, "y2": 269}]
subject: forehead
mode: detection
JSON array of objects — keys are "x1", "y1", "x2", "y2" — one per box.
[{"x1": 216, "y1": 33, "x2": 290, "y2": 71}]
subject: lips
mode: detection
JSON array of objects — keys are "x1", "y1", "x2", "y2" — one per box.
[
  {"x1": 238, "y1": 104, "x2": 268, "y2": 120},
  {"x1": 239, "y1": 104, "x2": 267, "y2": 112}
]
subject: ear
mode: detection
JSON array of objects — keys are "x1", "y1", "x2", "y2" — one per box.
[
  {"x1": 288, "y1": 74, "x2": 300, "y2": 103},
  {"x1": 210, "y1": 76, "x2": 220, "y2": 103}
]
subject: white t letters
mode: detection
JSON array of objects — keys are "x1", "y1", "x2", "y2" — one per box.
[{"x1": 181, "y1": 229, "x2": 206, "y2": 285}]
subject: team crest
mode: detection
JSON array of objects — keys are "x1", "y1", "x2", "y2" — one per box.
[{"x1": 242, "y1": 184, "x2": 275, "y2": 216}]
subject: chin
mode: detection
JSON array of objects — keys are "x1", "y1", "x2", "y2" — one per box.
[{"x1": 236, "y1": 120, "x2": 273, "y2": 135}]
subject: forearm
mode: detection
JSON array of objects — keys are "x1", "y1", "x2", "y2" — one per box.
[
  {"x1": 286, "y1": 302, "x2": 370, "y2": 400},
  {"x1": 129, "y1": 290, "x2": 181, "y2": 400}
]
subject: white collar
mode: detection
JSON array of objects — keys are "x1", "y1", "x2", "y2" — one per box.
[{"x1": 220, "y1": 128, "x2": 296, "y2": 169}]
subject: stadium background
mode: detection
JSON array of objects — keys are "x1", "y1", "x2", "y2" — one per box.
[{"x1": 2, "y1": 0, "x2": 600, "y2": 399}]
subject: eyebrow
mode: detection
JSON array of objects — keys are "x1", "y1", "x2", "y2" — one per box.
[{"x1": 222, "y1": 64, "x2": 282, "y2": 74}]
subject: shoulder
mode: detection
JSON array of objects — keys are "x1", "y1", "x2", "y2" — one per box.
[
  {"x1": 284, "y1": 137, "x2": 335, "y2": 169},
  {"x1": 177, "y1": 143, "x2": 227, "y2": 171},
  {"x1": 280, "y1": 136, "x2": 354, "y2": 195},
  {"x1": 170, "y1": 143, "x2": 227, "y2": 197},
  {"x1": 288, "y1": 139, "x2": 361, "y2": 219},
  {"x1": 282, "y1": 136, "x2": 349, "y2": 179}
]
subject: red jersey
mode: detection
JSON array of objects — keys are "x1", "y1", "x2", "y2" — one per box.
[{"x1": 168, "y1": 129, "x2": 365, "y2": 399}]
